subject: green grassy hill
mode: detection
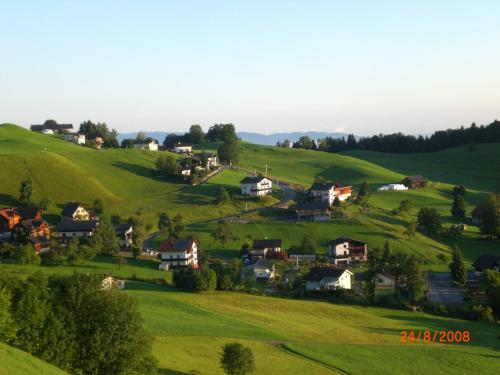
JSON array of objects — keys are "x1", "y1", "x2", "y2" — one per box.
[
  {"x1": 0, "y1": 124, "x2": 274, "y2": 226},
  {"x1": 126, "y1": 283, "x2": 500, "y2": 375},
  {"x1": 0, "y1": 342, "x2": 67, "y2": 375}
]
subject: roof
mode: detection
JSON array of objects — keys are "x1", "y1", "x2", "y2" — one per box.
[
  {"x1": 61, "y1": 202, "x2": 83, "y2": 218},
  {"x1": 115, "y1": 223, "x2": 133, "y2": 234},
  {"x1": 56, "y1": 220, "x2": 98, "y2": 232},
  {"x1": 159, "y1": 238, "x2": 195, "y2": 252},
  {"x1": 30, "y1": 123, "x2": 73, "y2": 131},
  {"x1": 403, "y1": 175, "x2": 425, "y2": 183},
  {"x1": 174, "y1": 142, "x2": 192, "y2": 147},
  {"x1": 15, "y1": 207, "x2": 41, "y2": 220},
  {"x1": 310, "y1": 182, "x2": 337, "y2": 191},
  {"x1": 191, "y1": 152, "x2": 216, "y2": 161},
  {"x1": 328, "y1": 237, "x2": 366, "y2": 247},
  {"x1": 293, "y1": 200, "x2": 331, "y2": 210},
  {"x1": 20, "y1": 219, "x2": 48, "y2": 230},
  {"x1": 0, "y1": 208, "x2": 19, "y2": 221},
  {"x1": 252, "y1": 239, "x2": 282, "y2": 249},
  {"x1": 240, "y1": 176, "x2": 269, "y2": 184},
  {"x1": 473, "y1": 254, "x2": 500, "y2": 270},
  {"x1": 305, "y1": 267, "x2": 350, "y2": 282}
]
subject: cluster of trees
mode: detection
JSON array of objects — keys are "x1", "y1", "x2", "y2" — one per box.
[
  {"x1": 291, "y1": 120, "x2": 500, "y2": 154},
  {"x1": 156, "y1": 154, "x2": 181, "y2": 177},
  {"x1": 365, "y1": 241, "x2": 424, "y2": 305},
  {"x1": 217, "y1": 126, "x2": 239, "y2": 164},
  {"x1": 157, "y1": 212, "x2": 185, "y2": 239},
  {"x1": 0, "y1": 243, "x2": 39, "y2": 265},
  {"x1": 481, "y1": 270, "x2": 500, "y2": 321},
  {"x1": 476, "y1": 194, "x2": 500, "y2": 238},
  {"x1": 0, "y1": 273, "x2": 156, "y2": 374},
  {"x1": 78, "y1": 120, "x2": 119, "y2": 147},
  {"x1": 162, "y1": 123, "x2": 238, "y2": 147},
  {"x1": 121, "y1": 131, "x2": 159, "y2": 148}
]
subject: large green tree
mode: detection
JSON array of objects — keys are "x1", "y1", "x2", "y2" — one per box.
[
  {"x1": 19, "y1": 178, "x2": 33, "y2": 205},
  {"x1": 479, "y1": 194, "x2": 500, "y2": 238},
  {"x1": 417, "y1": 207, "x2": 442, "y2": 237},
  {"x1": 449, "y1": 244, "x2": 467, "y2": 286},
  {"x1": 220, "y1": 342, "x2": 255, "y2": 375}
]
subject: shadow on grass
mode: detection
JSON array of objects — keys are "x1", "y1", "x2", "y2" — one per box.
[
  {"x1": 0, "y1": 193, "x2": 19, "y2": 207},
  {"x1": 124, "y1": 280, "x2": 176, "y2": 292}
]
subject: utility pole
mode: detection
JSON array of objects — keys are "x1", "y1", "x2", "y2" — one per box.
[{"x1": 264, "y1": 164, "x2": 269, "y2": 176}]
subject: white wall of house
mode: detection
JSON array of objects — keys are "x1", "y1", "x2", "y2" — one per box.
[
  {"x1": 306, "y1": 271, "x2": 352, "y2": 291},
  {"x1": 134, "y1": 142, "x2": 158, "y2": 151},
  {"x1": 173, "y1": 146, "x2": 192, "y2": 153},
  {"x1": 71, "y1": 207, "x2": 90, "y2": 220},
  {"x1": 311, "y1": 188, "x2": 351, "y2": 205},
  {"x1": 159, "y1": 243, "x2": 198, "y2": 270},
  {"x1": 241, "y1": 178, "x2": 272, "y2": 196}
]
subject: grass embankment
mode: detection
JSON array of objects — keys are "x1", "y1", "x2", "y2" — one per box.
[
  {"x1": 0, "y1": 342, "x2": 67, "y2": 375},
  {"x1": 126, "y1": 283, "x2": 500, "y2": 375}
]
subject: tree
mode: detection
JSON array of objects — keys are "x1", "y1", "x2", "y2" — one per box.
[
  {"x1": 453, "y1": 185, "x2": 466, "y2": 198},
  {"x1": 94, "y1": 198, "x2": 105, "y2": 215},
  {"x1": 13, "y1": 244, "x2": 38, "y2": 265},
  {"x1": 115, "y1": 255, "x2": 126, "y2": 270},
  {"x1": 478, "y1": 194, "x2": 500, "y2": 238},
  {"x1": 449, "y1": 244, "x2": 467, "y2": 286},
  {"x1": 451, "y1": 195, "x2": 466, "y2": 218},
  {"x1": 398, "y1": 199, "x2": 412, "y2": 214},
  {"x1": 156, "y1": 154, "x2": 180, "y2": 177},
  {"x1": 218, "y1": 139, "x2": 238, "y2": 164},
  {"x1": 0, "y1": 286, "x2": 16, "y2": 342},
  {"x1": 417, "y1": 208, "x2": 442, "y2": 237},
  {"x1": 332, "y1": 196, "x2": 341, "y2": 207},
  {"x1": 220, "y1": 343, "x2": 255, "y2": 375},
  {"x1": 358, "y1": 182, "x2": 369, "y2": 200},
  {"x1": 158, "y1": 212, "x2": 171, "y2": 234},
  {"x1": 193, "y1": 264, "x2": 217, "y2": 292},
  {"x1": 65, "y1": 238, "x2": 81, "y2": 265},
  {"x1": 212, "y1": 221, "x2": 233, "y2": 248},
  {"x1": 93, "y1": 217, "x2": 120, "y2": 255},
  {"x1": 216, "y1": 187, "x2": 231, "y2": 205},
  {"x1": 299, "y1": 232, "x2": 316, "y2": 254},
  {"x1": 404, "y1": 221, "x2": 417, "y2": 239},
  {"x1": 187, "y1": 124, "x2": 205, "y2": 144},
  {"x1": 129, "y1": 214, "x2": 146, "y2": 248},
  {"x1": 19, "y1": 178, "x2": 33, "y2": 205},
  {"x1": 135, "y1": 130, "x2": 147, "y2": 142},
  {"x1": 172, "y1": 214, "x2": 185, "y2": 238}
]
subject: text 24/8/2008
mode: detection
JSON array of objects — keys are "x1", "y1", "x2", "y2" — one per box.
[{"x1": 400, "y1": 330, "x2": 470, "y2": 344}]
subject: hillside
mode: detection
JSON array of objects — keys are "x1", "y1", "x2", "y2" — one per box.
[
  {"x1": 126, "y1": 283, "x2": 500, "y2": 375},
  {"x1": 0, "y1": 124, "x2": 275, "y2": 226},
  {"x1": 0, "y1": 342, "x2": 67, "y2": 375}
]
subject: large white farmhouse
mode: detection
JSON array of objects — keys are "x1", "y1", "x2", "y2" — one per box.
[
  {"x1": 173, "y1": 142, "x2": 193, "y2": 154},
  {"x1": 305, "y1": 267, "x2": 353, "y2": 291},
  {"x1": 240, "y1": 176, "x2": 273, "y2": 196},
  {"x1": 310, "y1": 182, "x2": 352, "y2": 205},
  {"x1": 158, "y1": 238, "x2": 198, "y2": 270},
  {"x1": 134, "y1": 140, "x2": 158, "y2": 151}
]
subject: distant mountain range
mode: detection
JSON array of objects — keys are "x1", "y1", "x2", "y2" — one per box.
[{"x1": 117, "y1": 131, "x2": 354, "y2": 146}]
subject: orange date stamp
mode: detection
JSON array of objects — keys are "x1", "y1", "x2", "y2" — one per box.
[{"x1": 400, "y1": 330, "x2": 471, "y2": 344}]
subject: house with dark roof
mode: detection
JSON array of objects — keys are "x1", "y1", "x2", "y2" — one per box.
[
  {"x1": 310, "y1": 181, "x2": 352, "y2": 205},
  {"x1": 158, "y1": 238, "x2": 198, "y2": 270},
  {"x1": 18, "y1": 219, "x2": 51, "y2": 253},
  {"x1": 55, "y1": 220, "x2": 98, "y2": 241},
  {"x1": 115, "y1": 223, "x2": 133, "y2": 248},
  {"x1": 304, "y1": 267, "x2": 353, "y2": 291},
  {"x1": 401, "y1": 175, "x2": 426, "y2": 188},
  {"x1": 61, "y1": 203, "x2": 90, "y2": 221},
  {"x1": 0, "y1": 207, "x2": 42, "y2": 241},
  {"x1": 243, "y1": 258, "x2": 276, "y2": 281},
  {"x1": 472, "y1": 254, "x2": 500, "y2": 274},
  {"x1": 30, "y1": 123, "x2": 73, "y2": 133},
  {"x1": 243, "y1": 239, "x2": 282, "y2": 262},
  {"x1": 327, "y1": 237, "x2": 368, "y2": 265},
  {"x1": 172, "y1": 142, "x2": 193, "y2": 154},
  {"x1": 292, "y1": 200, "x2": 331, "y2": 221},
  {"x1": 240, "y1": 176, "x2": 273, "y2": 196},
  {"x1": 133, "y1": 138, "x2": 158, "y2": 151}
]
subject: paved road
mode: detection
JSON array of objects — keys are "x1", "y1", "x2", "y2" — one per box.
[{"x1": 427, "y1": 272, "x2": 464, "y2": 304}]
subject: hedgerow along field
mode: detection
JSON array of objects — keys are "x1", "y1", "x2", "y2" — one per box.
[{"x1": 125, "y1": 282, "x2": 500, "y2": 375}]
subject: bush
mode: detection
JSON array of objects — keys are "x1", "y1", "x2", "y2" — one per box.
[{"x1": 220, "y1": 343, "x2": 255, "y2": 375}]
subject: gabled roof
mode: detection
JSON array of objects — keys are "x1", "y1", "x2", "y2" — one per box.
[
  {"x1": 174, "y1": 142, "x2": 192, "y2": 147},
  {"x1": 61, "y1": 202, "x2": 84, "y2": 218},
  {"x1": 403, "y1": 175, "x2": 425, "y2": 183},
  {"x1": 310, "y1": 182, "x2": 337, "y2": 191},
  {"x1": 15, "y1": 207, "x2": 41, "y2": 220},
  {"x1": 293, "y1": 200, "x2": 331, "y2": 210},
  {"x1": 252, "y1": 239, "x2": 282, "y2": 249},
  {"x1": 240, "y1": 176, "x2": 269, "y2": 184},
  {"x1": 305, "y1": 267, "x2": 351, "y2": 282},
  {"x1": 20, "y1": 219, "x2": 48, "y2": 230},
  {"x1": 159, "y1": 238, "x2": 195, "y2": 252},
  {"x1": 56, "y1": 220, "x2": 98, "y2": 232},
  {"x1": 473, "y1": 254, "x2": 500, "y2": 270},
  {"x1": 0, "y1": 208, "x2": 20, "y2": 221},
  {"x1": 250, "y1": 258, "x2": 275, "y2": 270},
  {"x1": 30, "y1": 124, "x2": 73, "y2": 131},
  {"x1": 328, "y1": 237, "x2": 366, "y2": 247}
]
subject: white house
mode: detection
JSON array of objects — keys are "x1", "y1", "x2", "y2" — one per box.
[
  {"x1": 55, "y1": 220, "x2": 99, "y2": 241},
  {"x1": 327, "y1": 237, "x2": 368, "y2": 265},
  {"x1": 243, "y1": 239, "x2": 282, "y2": 262},
  {"x1": 64, "y1": 133, "x2": 86, "y2": 145},
  {"x1": 41, "y1": 129, "x2": 54, "y2": 135},
  {"x1": 173, "y1": 142, "x2": 193, "y2": 154},
  {"x1": 61, "y1": 202, "x2": 90, "y2": 221},
  {"x1": 158, "y1": 238, "x2": 198, "y2": 270},
  {"x1": 305, "y1": 267, "x2": 353, "y2": 291},
  {"x1": 240, "y1": 176, "x2": 273, "y2": 196},
  {"x1": 134, "y1": 140, "x2": 158, "y2": 151},
  {"x1": 115, "y1": 223, "x2": 133, "y2": 248},
  {"x1": 310, "y1": 182, "x2": 352, "y2": 205},
  {"x1": 377, "y1": 184, "x2": 408, "y2": 191},
  {"x1": 243, "y1": 258, "x2": 276, "y2": 281}
]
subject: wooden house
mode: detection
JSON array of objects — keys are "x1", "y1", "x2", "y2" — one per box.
[
  {"x1": 401, "y1": 175, "x2": 425, "y2": 188},
  {"x1": 292, "y1": 200, "x2": 331, "y2": 221},
  {"x1": 327, "y1": 237, "x2": 368, "y2": 265}
]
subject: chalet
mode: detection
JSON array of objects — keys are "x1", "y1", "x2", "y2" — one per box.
[
  {"x1": 240, "y1": 176, "x2": 273, "y2": 196},
  {"x1": 15, "y1": 207, "x2": 42, "y2": 220},
  {"x1": 243, "y1": 258, "x2": 276, "y2": 281},
  {"x1": 401, "y1": 175, "x2": 425, "y2": 188},
  {"x1": 115, "y1": 223, "x2": 133, "y2": 248},
  {"x1": 173, "y1": 142, "x2": 193, "y2": 154},
  {"x1": 472, "y1": 255, "x2": 500, "y2": 275},
  {"x1": 310, "y1": 182, "x2": 352, "y2": 205},
  {"x1": 64, "y1": 133, "x2": 86, "y2": 145},
  {"x1": 292, "y1": 200, "x2": 331, "y2": 221},
  {"x1": 0, "y1": 208, "x2": 21, "y2": 241},
  {"x1": 158, "y1": 238, "x2": 198, "y2": 270},
  {"x1": 61, "y1": 203, "x2": 90, "y2": 221},
  {"x1": 305, "y1": 267, "x2": 353, "y2": 291},
  {"x1": 244, "y1": 239, "x2": 282, "y2": 262},
  {"x1": 134, "y1": 139, "x2": 158, "y2": 151},
  {"x1": 55, "y1": 220, "x2": 98, "y2": 241},
  {"x1": 18, "y1": 220, "x2": 51, "y2": 253},
  {"x1": 327, "y1": 237, "x2": 368, "y2": 265},
  {"x1": 30, "y1": 123, "x2": 73, "y2": 133}
]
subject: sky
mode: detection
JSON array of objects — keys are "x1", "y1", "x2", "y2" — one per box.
[{"x1": 1, "y1": 0, "x2": 500, "y2": 135}]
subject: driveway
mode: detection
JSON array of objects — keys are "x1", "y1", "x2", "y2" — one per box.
[{"x1": 427, "y1": 272, "x2": 464, "y2": 304}]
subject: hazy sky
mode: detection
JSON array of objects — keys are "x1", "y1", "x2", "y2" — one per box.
[{"x1": 1, "y1": 1, "x2": 499, "y2": 135}]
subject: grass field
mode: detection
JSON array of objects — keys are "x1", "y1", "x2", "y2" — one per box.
[
  {"x1": 0, "y1": 124, "x2": 274, "y2": 227},
  {"x1": 125, "y1": 283, "x2": 500, "y2": 375},
  {"x1": 0, "y1": 342, "x2": 67, "y2": 375}
]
